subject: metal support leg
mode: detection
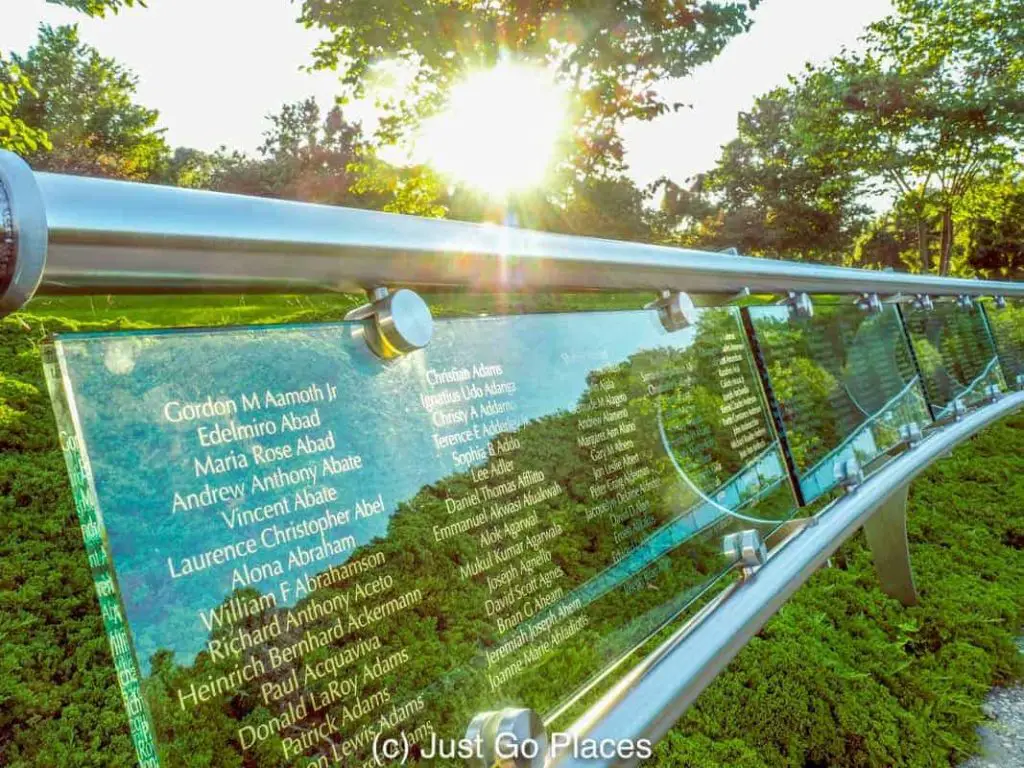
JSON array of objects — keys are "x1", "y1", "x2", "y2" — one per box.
[{"x1": 862, "y1": 484, "x2": 918, "y2": 606}]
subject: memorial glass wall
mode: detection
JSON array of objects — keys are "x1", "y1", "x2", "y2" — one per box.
[
  {"x1": 44, "y1": 308, "x2": 799, "y2": 767},
  {"x1": 744, "y1": 304, "x2": 931, "y2": 504},
  {"x1": 901, "y1": 301, "x2": 1006, "y2": 419},
  {"x1": 982, "y1": 299, "x2": 1024, "y2": 390}
]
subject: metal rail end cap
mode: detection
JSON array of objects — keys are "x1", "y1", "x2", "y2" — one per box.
[{"x1": 0, "y1": 150, "x2": 47, "y2": 318}]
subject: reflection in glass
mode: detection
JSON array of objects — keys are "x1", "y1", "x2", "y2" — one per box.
[
  {"x1": 745, "y1": 304, "x2": 931, "y2": 504},
  {"x1": 901, "y1": 301, "x2": 1006, "y2": 419},
  {"x1": 45, "y1": 309, "x2": 797, "y2": 767},
  {"x1": 982, "y1": 299, "x2": 1024, "y2": 389}
]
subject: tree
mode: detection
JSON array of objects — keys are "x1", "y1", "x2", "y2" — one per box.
[
  {"x1": 299, "y1": 0, "x2": 759, "y2": 176},
  {"x1": 853, "y1": 211, "x2": 920, "y2": 272},
  {"x1": 162, "y1": 98, "x2": 447, "y2": 216},
  {"x1": 0, "y1": 58, "x2": 51, "y2": 155},
  {"x1": 695, "y1": 87, "x2": 869, "y2": 261},
  {"x1": 961, "y1": 173, "x2": 1024, "y2": 278},
  {"x1": 794, "y1": 0, "x2": 1024, "y2": 274},
  {"x1": 10, "y1": 24, "x2": 168, "y2": 180},
  {"x1": 192, "y1": 97, "x2": 368, "y2": 205}
]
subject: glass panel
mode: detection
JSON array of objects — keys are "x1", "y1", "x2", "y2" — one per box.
[
  {"x1": 745, "y1": 304, "x2": 931, "y2": 504},
  {"x1": 44, "y1": 309, "x2": 797, "y2": 768},
  {"x1": 982, "y1": 299, "x2": 1024, "y2": 389},
  {"x1": 901, "y1": 301, "x2": 1006, "y2": 419}
]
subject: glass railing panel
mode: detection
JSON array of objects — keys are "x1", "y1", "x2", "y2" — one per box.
[
  {"x1": 981, "y1": 298, "x2": 1024, "y2": 390},
  {"x1": 744, "y1": 303, "x2": 931, "y2": 504},
  {"x1": 43, "y1": 308, "x2": 798, "y2": 768},
  {"x1": 901, "y1": 300, "x2": 1006, "y2": 419}
]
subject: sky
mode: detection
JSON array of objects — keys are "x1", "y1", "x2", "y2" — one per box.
[{"x1": 1, "y1": 0, "x2": 892, "y2": 187}]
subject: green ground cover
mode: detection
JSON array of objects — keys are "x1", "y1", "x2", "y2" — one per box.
[{"x1": 1, "y1": 295, "x2": 1021, "y2": 767}]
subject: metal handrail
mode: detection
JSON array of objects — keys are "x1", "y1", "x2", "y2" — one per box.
[
  {"x1": 0, "y1": 149, "x2": 1021, "y2": 318},
  {"x1": 549, "y1": 391, "x2": 1024, "y2": 767}
]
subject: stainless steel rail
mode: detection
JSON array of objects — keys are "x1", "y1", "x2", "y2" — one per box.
[
  {"x1": 1, "y1": 149, "x2": 1021, "y2": 317},
  {"x1": 549, "y1": 392, "x2": 1024, "y2": 768}
]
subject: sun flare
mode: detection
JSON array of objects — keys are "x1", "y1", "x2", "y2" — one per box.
[{"x1": 416, "y1": 61, "x2": 568, "y2": 198}]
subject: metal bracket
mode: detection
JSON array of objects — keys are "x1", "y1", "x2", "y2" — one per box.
[
  {"x1": 911, "y1": 294, "x2": 934, "y2": 312},
  {"x1": 956, "y1": 294, "x2": 974, "y2": 311},
  {"x1": 1016, "y1": 373, "x2": 1024, "y2": 391},
  {"x1": 646, "y1": 290, "x2": 697, "y2": 332},
  {"x1": 722, "y1": 529, "x2": 767, "y2": 580},
  {"x1": 465, "y1": 707, "x2": 547, "y2": 768},
  {"x1": 344, "y1": 286, "x2": 433, "y2": 359},
  {"x1": 780, "y1": 291, "x2": 813, "y2": 318},
  {"x1": 899, "y1": 421, "x2": 924, "y2": 448},
  {"x1": 856, "y1": 292, "x2": 884, "y2": 314},
  {"x1": 951, "y1": 398, "x2": 967, "y2": 421},
  {"x1": 863, "y1": 484, "x2": 918, "y2": 606},
  {"x1": 994, "y1": 295, "x2": 1007, "y2": 310},
  {"x1": 985, "y1": 383, "x2": 1002, "y2": 403},
  {"x1": 834, "y1": 457, "x2": 865, "y2": 492}
]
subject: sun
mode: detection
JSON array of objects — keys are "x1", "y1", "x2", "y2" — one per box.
[{"x1": 415, "y1": 61, "x2": 568, "y2": 198}]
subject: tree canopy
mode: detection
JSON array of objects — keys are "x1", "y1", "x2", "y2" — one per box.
[
  {"x1": 299, "y1": 0, "x2": 759, "y2": 176},
  {"x1": 9, "y1": 24, "x2": 168, "y2": 180},
  {"x1": 0, "y1": 59, "x2": 50, "y2": 156},
  {"x1": 693, "y1": 88, "x2": 869, "y2": 262}
]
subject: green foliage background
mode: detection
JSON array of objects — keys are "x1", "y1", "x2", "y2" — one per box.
[{"x1": 0, "y1": 295, "x2": 1021, "y2": 766}]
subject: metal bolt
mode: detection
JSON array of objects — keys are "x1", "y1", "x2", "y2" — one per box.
[
  {"x1": 856, "y1": 293, "x2": 884, "y2": 314},
  {"x1": 834, "y1": 457, "x2": 864, "y2": 492},
  {"x1": 722, "y1": 530, "x2": 767, "y2": 578},
  {"x1": 911, "y1": 294, "x2": 934, "y2": 312},
  {"x1": 786, "y1": 291, "x2": 814, "y2": 318},
  {"x1": 952, "y1": 398, "x2": 967, "y2": 421},
  {"x1": 648, "y1": 290, "x2": 698, "y2": 332},
  {"x1": 899, "y1": 422, "x2": 923, "y2": 447},
  {"x1": 345, "y1": 287, "x2": 433, "y2": 359}
]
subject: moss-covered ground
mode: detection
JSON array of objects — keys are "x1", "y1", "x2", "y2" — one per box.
[{"x1": 1, "y1": 295, "x2": 1021, "y2": 766}]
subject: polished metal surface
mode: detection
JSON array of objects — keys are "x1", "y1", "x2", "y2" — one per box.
[
  {"x1": 722, "y1": 529, "x2": 768, "y2": 577},
  {"x1": 466, "y1": 708, "x2": 547, "y2": 768},
  {"x1": 834, "y1": 457, "x2": 865, "y2": 491},
  {"x1": 548, "y1": 393, "x2": 1024, "y2": 768},
  {"x1": 863, "y1": 484, "x2": 918, "y2": 606},
  {"x1": 647, "y1": 290, "x2": 697, "y2": 332},
  {"x1": 0, "y1": 152, "x2": 48, "y2": 317},
  {"x1": 899, "y1": 422, "x2": 924, "y2": 447},
  {"x1": 374, "y1": 288, "x2": 434, "y2": 355},
  {"x1": 0, "y1": 149, "x2": 1022, "y2": 316},
  {"x1": 785, "y1": 291, "x2": 815, "y2": 318},
  {"x1": 857, "y1": 292, "x2": 883, "y2": 314},
  {"x1": 345, "y1": 287, "x2": 434, "y2": 358}
]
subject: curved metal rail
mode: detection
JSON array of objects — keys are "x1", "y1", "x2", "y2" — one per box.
[{"x1": 549, "y1": 392, "x2": 1024, "y2": 767}]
